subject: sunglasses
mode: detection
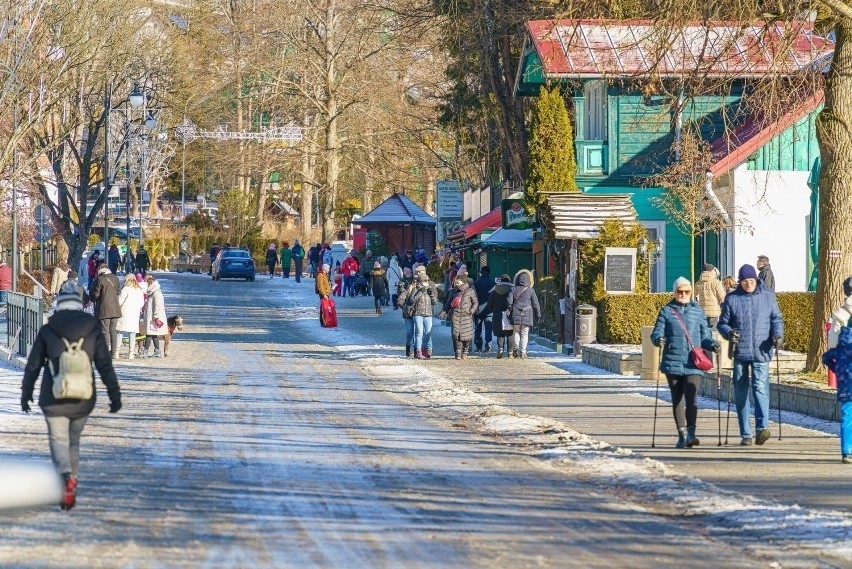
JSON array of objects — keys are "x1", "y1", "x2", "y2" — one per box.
[{"x1": 675, "y1": 289, "x2": 691, "y2": 295}]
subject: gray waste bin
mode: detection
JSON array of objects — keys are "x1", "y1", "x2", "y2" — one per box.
[{"x1": 575, "y1": 304, "x2": 597, "y2": 345}]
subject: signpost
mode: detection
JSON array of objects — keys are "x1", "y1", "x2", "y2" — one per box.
[
  {"x1": 436, "y1": 180, "x2": 463, "y2": 243},
  {"x1": 604, "y1": 247, "x2": 636, "y2": 293}
]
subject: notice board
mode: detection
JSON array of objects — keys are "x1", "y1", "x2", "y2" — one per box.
[{"x1": 604, "y1": 247, "x2": 636, "y2": 293}]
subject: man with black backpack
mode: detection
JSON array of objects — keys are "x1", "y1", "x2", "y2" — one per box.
[{"x1": 21, "y1": 280, "x2": 122, "y2": 511}]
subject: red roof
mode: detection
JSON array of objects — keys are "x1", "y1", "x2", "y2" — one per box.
[
  {"x1": 527, "y1": 19, "x2": 833, "y2": 78},
  {"x1": 447, "y1": 208, "x2": 502, "y2": 241},
  {"x1": 709, "y1": 90, "x2": 823, "y2": 176}
]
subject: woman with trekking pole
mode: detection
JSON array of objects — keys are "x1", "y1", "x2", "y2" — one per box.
[{"x1": 651, "y1": 277, "x2": 722, "y2": 448}]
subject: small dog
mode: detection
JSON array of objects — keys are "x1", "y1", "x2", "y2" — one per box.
[{"x1": 132, "y1": 315, "x2": 185, "y2": 357}]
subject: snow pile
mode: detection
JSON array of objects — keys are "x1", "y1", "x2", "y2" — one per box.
[{"x1": 363, "y1": 358, "x2": 852, "y2": 561}]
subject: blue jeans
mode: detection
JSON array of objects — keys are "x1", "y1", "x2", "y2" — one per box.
[
  {"x1": 413, "y1": 315, "x2": 433, "y2": 352},
  {"x1": 343, "y1": 275, "x2": 353, "y2": 297},
  {"x1": 474, "y1": 317, "x2": 492, "y2": 350},
  {"x1": 841, "y1": 400, "x2": 852, "y2": 457},
  {"x1": 0, "y1": 290, "x2": 7, "y2": 304},
  {"x1": 733, "y1": 361, "x2": 771, "y2": 439},
  {"x1": 404, "y1": 317, "x2": 414, "y2": 349}
]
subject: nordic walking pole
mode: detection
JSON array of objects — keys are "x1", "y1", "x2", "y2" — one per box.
[
  {"x1": 651, "y1": 340, "x2": 663, "y2": 448},
  {"x1": 776, "y1": 342, "x2": 783, "y2": 441},
  {"x1": 716, "y1": 352, "x2": 722, "y2": 446},
  {"x1": 725, "y1": 332, "x2": 738, "y2": 445}
]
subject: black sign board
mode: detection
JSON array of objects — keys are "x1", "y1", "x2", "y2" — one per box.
[{"x1": 604, "y1": 248, "x2": 636, "y2": 293}]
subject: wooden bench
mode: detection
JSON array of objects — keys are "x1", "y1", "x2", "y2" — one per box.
[{"x1": 172, "y1": 253, "x2": 210, "y2": 274}]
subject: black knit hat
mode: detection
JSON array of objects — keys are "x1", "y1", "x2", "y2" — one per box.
[{"x1": 844, "y1": 276, "x2": 852, "y2": 297}]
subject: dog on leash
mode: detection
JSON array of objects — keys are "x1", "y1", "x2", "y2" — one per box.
[{"x1": 133, "y1": 315, "x2": 185, "y2": 357}]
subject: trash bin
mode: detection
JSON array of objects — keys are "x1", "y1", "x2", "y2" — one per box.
[{"x1": 573, "y1": 304, "x2": 597, "y2": 355}]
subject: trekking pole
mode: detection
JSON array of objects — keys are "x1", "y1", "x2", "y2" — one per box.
[
  {"x1": 725, "y1": 334, "x2": 738, "y2": 445},
  {"x1": 716, "y1": 352, "x2": 722, "y2": 446},
  {"x1": 776, "y1": 344, "x2": 783, "y2": 441},
  {"x1": 651, "y1": 341, "x2": 663, "y2": 448}
]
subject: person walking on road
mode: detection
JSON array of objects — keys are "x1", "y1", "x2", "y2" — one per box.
[
  {"x1": 473, "y1": 266, "x2": 495, "y2": 353},
  {"x1": 822, "y1": 276, "x2": 852, "y2": 464},
  {"x1": 651, "y1": 277, "x2": 721, "y2": 448},
  {"x1": 266, "y1": 243, "x2": 278, "y2": 278},
  {"x1": 135, "y1": 247, "x2": 149, "y2": 277},
  {"x1": 107, "y1": 244, "x2": 121, "y2": 275},
  {"x1": 696, "y1": 263, "x2": 726, "y2": 327},
  {"x1": 91, "y1": 262, "x2": 122, "y2": 359},
  {"x1": 309, "y1": 243, "x2": 321, "y2": 279},
  {"x1": 280, "y1": 242, "x2": 292, "y2": 279},
  {"x1": 410, "y1": 273, "x2": 437, "y2": 359},
  {"x1": 315, "y1": 263, "x2": 332, "y2": 299},
  {"x1": 142, "y1": 275, "x2": 168, "y2": 358},
  {"x1": 396, "y1": 271, "x2": 417, "y2": 357},
  {"x1": 443, "y1": 274, "x2": 477, "y2": 359},
  {"x1": 117, "y1": 274, "x2": 145, "y2": 359},
  {"x1": 718, "y1": 264, "x2": 784, "y2": 446},
  {"x1": 486, "y1": 274, "x2": 515, "y2": 359},
  {"x1": 341, "y1": 252, "x2": 359, "y2": 298},
  {"x1": 370, "y1": 261, "x2": 389, "y2": 314},
  {"x1": 510, "y1": 269, "x2": 541, "y2": 359},
  {"x1": 757, "y1": 255, "x2": 776, "y2": 292},
  {"x1": 21, "y1": 280, "x2": 122, "y2": 510},
  {"x1": 209, "y1": 243, "x2": 221, "y2": 275},
  {"x1": 387, "y1": 256, "x2": 402, "y2": 307},
  {"x1": 291, "y1": 240, "x2": 305, "y2": 282}
]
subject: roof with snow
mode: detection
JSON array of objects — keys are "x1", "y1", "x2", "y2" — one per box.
[
  {"x1": 516, "y1": 19, "x2": 833, "y2": 90},
  {"x1": 356, "y1": 193, "x2": 436, "y2": 226},
  {"x1": 481, "y1": 227, "x2": 534, "y2": 251}
]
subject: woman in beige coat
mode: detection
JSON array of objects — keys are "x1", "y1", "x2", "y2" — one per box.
[{"x1": 695, "y1": 263, "x2": 726, "y2": 327}]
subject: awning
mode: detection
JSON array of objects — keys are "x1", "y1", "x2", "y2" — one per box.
[
  {"x1": 540, "y1": 193, "x2": 637, "y2": 240},
  {"x1": 447, "y1": 208, "x2": 502, "y2": 242},
  {"x1": 481, "y1": 227, "x2": 534, "y2": 251}
]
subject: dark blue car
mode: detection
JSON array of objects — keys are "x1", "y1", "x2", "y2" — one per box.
[{"x1": 212, "y1": 248, "x2": 256, "y2": 281}]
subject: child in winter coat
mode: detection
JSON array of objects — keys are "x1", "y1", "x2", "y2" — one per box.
[
  {"x1": 823, "y1": 276, "x2": 852, "y2": 464},
  {"x1": 332, "y1": 262, "x2": 343, "y2": 296}
]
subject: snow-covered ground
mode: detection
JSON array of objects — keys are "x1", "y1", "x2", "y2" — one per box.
[{"x1": 0, "y1": 273, "x2": 848, "y2": 567}]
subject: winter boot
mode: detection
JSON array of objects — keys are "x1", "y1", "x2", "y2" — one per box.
[
  {"x1": 755, "y1": 428, "x2": 771, "y2": 446},
  {"x1": 423, "y1": 349, "x2": 431, "y2": 359},
  {"x1": 497, "y1": 350, "x2": 504, "y2": 359},
  {"x1": 512, "y1": 348, "x2": 518, "y2": 359},
  {"x1": 60, "y1": 474, "x2": 77, "y2": 511},
  {"x1": 405, "y1": 345, "x2": 411, "y2": 358},
  {"x1": 520, "y1": 351, "x2": 528, "y2": 359},
  {"x1": 686, "y1": 427, "x2": 700, "y2": 448},
  {"x1": 843, "y1": 455, "x2": 851, "y2": 464},
  {"x1": 140, "y1": 349, "x2": 149, "y2": 359},
  {"x1": 675, "y1": 428, "x2": 687, "y2": 449},
  {"x1": 455, "y1": 350, "x2": 462, "y2": 360},
  {"x1": 484, "y1": 344, "x2": 491, "y2": 353},
  {"x1": 152, "y1": 349, "x2": 162, "y2": 358},
  {"x1": 414, "y1": 350, "x2": 424, "y2": 360}
]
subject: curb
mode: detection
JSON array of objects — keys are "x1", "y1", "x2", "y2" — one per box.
[{"x1": 0, "y1": 345, "x2": 27, "y2": 371}]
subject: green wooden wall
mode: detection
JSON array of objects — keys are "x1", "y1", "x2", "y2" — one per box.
[{"x1": 746, "y1": 109, "x2": 821, "y2": 172}]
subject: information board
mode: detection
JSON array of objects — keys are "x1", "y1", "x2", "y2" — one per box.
[
  {"x1": 436, "y1": 180, "x2": 463, "y2": 220},
  {"x1": 604, "y1": 247, "x2": 636, "y2": 293}
]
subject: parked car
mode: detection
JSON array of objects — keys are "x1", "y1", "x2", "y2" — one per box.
[{"x1": 212, "y1": 248, "x2": 256, "y2": 281}]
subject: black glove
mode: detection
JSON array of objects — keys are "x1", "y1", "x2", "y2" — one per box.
[
  {"x1": 21, "y1": 393, "x2": 32, "y2": 413},
  {"x1": 710, "y1": 341, "x2": 722, "y2": 354},
  {"x1": 653, "y1": 336, "x2": 665, "y2": 348},
  {"x1": 728, "y1": 329, "x2": 741, "y2": 343},
  {"x1": 109, "y1": 400, "x2": 122, "y2": 413},
  {"x1": 773, "y1": 336, "x2": 783, "y2": 350}
]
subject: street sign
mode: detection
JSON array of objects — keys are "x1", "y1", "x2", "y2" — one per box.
[
  {"x1": 436, "y1": 180, "x2": 463, "y2": 220},
  {"x1": 35, "y1": 224, "x2": 53, "y2": 243},
  {"x1": 501, "y1": 197, "x2": 536, "y2": 230},
  {"x1": 33, "y1": 204, "x2": 44, "y2": 223}
]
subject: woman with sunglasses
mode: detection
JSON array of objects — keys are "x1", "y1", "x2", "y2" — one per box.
[{"x1": 651, "y1": 277, "x2": 721, "y2": 448}]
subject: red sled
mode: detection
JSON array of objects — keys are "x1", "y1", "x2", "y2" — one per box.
[{"x1": 320, "y1": 297, "x2": 338, "y2": 328}]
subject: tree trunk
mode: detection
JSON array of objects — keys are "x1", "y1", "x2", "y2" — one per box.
[
  {"x1": 808, "y1": 19, "x2": 852, "y2": 370},
  {"x1": 321, "y1": 0, "x2": 340, "y2": 243},
  {"x1": 300, "y1": 114, "x2": 316, "y2": 239}
]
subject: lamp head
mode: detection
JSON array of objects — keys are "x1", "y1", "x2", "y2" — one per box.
[{"x1": 129, "y1": 83, "x2": 144, "y2": 108}]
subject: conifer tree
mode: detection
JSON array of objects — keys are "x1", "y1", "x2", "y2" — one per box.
[{"x1": 524, "y1": 85, "x2": 577, "y2": 215}]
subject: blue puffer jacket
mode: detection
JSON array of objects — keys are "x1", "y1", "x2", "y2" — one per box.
[
  {"x1": 718, "y1": 284, "x2": 784, "y2": 363},
  {"x1": 823, "y1": 326, "x2": 852, "y2": 403},
  {"x1": 651, "y1": 300, "x2": 716, "y2": 376}
]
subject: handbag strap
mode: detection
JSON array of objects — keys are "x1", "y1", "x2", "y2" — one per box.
[{"x1": 670, "y1": 307, "x2": 697, "y2": 350}]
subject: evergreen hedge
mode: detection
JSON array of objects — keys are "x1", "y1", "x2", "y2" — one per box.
[{"x1": 598, "y1": 291, "x2": 815, "y2": 352}]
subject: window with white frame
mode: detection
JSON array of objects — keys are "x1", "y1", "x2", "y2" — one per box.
[
  {"x1": 641, "y1": 221, "x2": 667, "y2": 292},
  {"x1": 584, "y1": 80, "x2": 608, "y2": 141}
]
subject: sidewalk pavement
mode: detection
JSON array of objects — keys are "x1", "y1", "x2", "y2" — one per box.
[{"x1": 329, "y1": 293, "x2": 850, "y2": 517}]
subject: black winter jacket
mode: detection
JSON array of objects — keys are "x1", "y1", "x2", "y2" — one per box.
[
  {"x1": 22, "y1": 310, "x2": 121, "y2": 418},
  {"x1": 486, "y1": 282, "x2": 514, "y2": 335},
  {"x1": 92, "y1": 272, "x2": 122, "y2": 319}
]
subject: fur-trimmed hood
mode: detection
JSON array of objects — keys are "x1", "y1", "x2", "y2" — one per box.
[{"x1": 514, "y1": 269, "x2": 534, "y2": 288}]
